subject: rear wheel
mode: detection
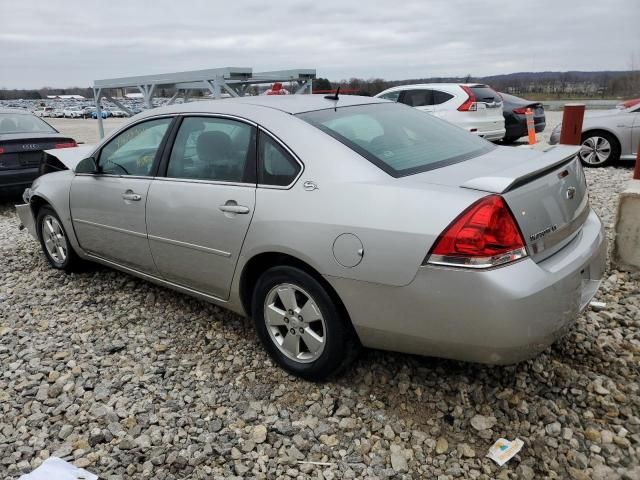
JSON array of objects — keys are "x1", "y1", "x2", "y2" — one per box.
[
  {"x1": 578, "y1": 131, "x2": 620, "y2": 167},
  {"x1": 36, "y1": 206, "x2": 81, "y2": 272},
  {"x1": 252, "y1": 266, "x2": 358, "y2": 380}
]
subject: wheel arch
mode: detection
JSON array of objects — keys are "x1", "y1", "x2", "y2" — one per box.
[
  {"x1": 581, "y1": 128, "x2": 622, "y2": 151},
  {"x1": 238, "y1": 251, "x2": 358, "y2": 339}
]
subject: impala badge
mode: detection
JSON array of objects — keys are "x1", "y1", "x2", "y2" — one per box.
[{"x1": 566, "y1": 187, "x2": 576, "y2": 200}]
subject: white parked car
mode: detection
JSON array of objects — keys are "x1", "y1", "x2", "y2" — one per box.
[
  {"x1": 109, "y1": 109, "x2": 128, "y2": 118},
  {"x1": 33, "y1": 106, "x2": 55, "y2": 118},
  {"x1": 63, "y1": 109, "x2": 83, "y2": 118},
  {"x1": 375, "y1": 83, "x2": 506, "y2": 141}
]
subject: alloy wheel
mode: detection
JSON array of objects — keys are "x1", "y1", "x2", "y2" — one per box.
[
  {"x1": 579, "y1": 136, "x2": 612, "y2": 165},
  {"x1": 42, "y1": 215, "x2": 67, "y2": 264},
  {"x1": 263, "y1": 283, "x2": 326, "y2": 363}
]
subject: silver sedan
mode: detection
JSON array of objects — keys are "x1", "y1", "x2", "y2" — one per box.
[
  {"x1": 550, "y1": 102, "x2": 640, "y2": 167},
  {"x1": 16, "y1": 95, "x2": 606, "y2": 379}
]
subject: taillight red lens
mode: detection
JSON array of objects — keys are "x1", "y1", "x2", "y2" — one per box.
[
  {"x1": 0, "y1": 147, "x2": 4, "y2": 155},
  {"x1": 457, "y1": 85, "x2": 477, "y2": 111},
  {"x1": 54, "y1": 141, "x2": 77, "y2": 149},
  {"x1": 427, "y1": 195, "x2": 527, "y2": 268},
  {"x1": 512, "y1": 107, "x2": 528, "y2": 114}
]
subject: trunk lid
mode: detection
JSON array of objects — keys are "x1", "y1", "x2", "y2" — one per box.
[
  {"x1": 401, "y1": 144, "x2": 589, "y2": 262},
  {"x1": 0, "y1": 135, "x2": 75, "y2": 170}
]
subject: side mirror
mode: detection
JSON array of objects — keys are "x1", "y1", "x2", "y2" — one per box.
[{"x1": 75, "y1": 157, "x2": 101, "y2": 174}]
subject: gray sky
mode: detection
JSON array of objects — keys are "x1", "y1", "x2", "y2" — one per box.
[{"x1": 1, "y1": 0, "x2": 638, "y2": 88}]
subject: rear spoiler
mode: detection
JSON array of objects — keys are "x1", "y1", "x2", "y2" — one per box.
[{"x1": 461, "y1": 145, "x2": 580, "y2": 194}]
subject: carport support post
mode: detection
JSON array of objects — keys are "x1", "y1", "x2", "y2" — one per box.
[
  {"x1": 559, "y1": 104, "x2": 585, "y2": 145},
  {"x1": 94, "y1": 88, "x2": 104, "y2": 139}
]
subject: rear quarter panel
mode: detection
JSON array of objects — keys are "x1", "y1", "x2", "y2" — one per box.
[{"x1": 236, "y1": 111, "x2": 485, "y2": 287}]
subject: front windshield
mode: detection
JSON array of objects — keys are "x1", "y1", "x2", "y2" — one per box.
[
  {"x1": 298, "y1": 102, "x2": 494, "y2": 177},
  {"x1": 0, "y1": 113, "x2": 57, "y2": 134}
]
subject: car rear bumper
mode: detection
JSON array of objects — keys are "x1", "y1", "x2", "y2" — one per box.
[
  {"x1": 476, "y1": 127, "x2": 506, "y2": 141},
  {"x1": 0, "y1": 167, "x2": 39, "y2": 189},
  {"x1": 327, "y1": 209, "x2": 606, "y2": 365},
  {"x1": 505, "y1": 117, "x2": 546, "y2": 139}
]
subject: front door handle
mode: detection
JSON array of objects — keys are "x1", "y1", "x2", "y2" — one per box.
[
  {"x1": 122, "y1": 192, "x2": 142, "y2": 201},
  {"x1": 219, "y1": 204, "x2": 250, "y2": 214}
]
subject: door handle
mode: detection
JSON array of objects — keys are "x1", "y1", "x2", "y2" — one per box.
[
  {"x1": 122, "y1": 192, "x2": 142, "y2": 201},
  {"x1": 219, "y1": 204, "x2": 250, "y2": 214}
]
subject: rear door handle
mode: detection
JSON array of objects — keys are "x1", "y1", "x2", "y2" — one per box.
[
  {"x1": 219, "y1": 204, "x2": 250, "y2": 214},
  {"x1": 122, "y1": 192, "x2": 142, "y2": 201}
]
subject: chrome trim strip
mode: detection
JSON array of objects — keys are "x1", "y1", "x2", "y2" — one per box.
[
  {"x1": 148, "y1": 234, "x2": 231, "y2": 257},
  {"x1": 257, "y1": 126, "x2": 305, "y2": 190},
  {"x1": 84, "y1": 253, "x2": 228, "y2": 304},
  {"x1": 427, "y1": 247, "x2": 528, "y2": 269},
  {"x1": 150, "y1": 177, "x2": 255, "y2": 188},
  {"x1": 73, "y1": 218, "x2": 147, "y2": 239}
]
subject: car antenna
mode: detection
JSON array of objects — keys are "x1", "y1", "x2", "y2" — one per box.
[{"x1": 324, "y1": 87, "x2": 340, "y2": 101}]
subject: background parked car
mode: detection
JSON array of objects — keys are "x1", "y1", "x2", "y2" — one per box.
[
  {"x1": 499, "y1": 92, "x2": 546, "y2": 143},
  {"x1": 109, "y1": 109, "x2": 128, "y2": 118},
  {"x1": 617, "y1": 97, "x2": 640, "y2": 110},
  {"x1": 0, "y1": 108, "x2": 76, "y2": 191},
  {"x1": 33, "y1": 106, "x2": 54, "y2": 117},
  {"x1": 63, "y1": 108, "x2": 83, "y2": 118},
  {"x1": 550, "y1": 102, "x2": 640, "y2": 167},
  {"x1": 375, "y1": 83, "x2": 505, "y2": 141}
]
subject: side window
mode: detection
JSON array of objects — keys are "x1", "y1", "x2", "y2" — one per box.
[
  {"x1": 379, "y1": 91, "x2": 400, "y2": 102},
  {"x1": 433, "y1": 90, "x2": 454, "y2": 105},
  {"x1": 99, "y1": 118, "x2": 172, "y2": 176},
  {"x1": 400, "y1": 89, "x2": 433, "y2": 107},
  {"x1": 258, "y1": 132, "x2": 301, "y2": 187},
  {"x1": 166, "y1": 117, "x2": 255, "y2": 183}
]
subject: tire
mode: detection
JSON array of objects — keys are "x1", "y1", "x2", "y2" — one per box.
[
  {"x1": 36, "y1": 206, "x2": 82, "y2": 272},
  {"x1": 578, "y1": 131, "x2": 620, "y2": 168},
  {"x1": 252, "y1": 266, "x2": 359, "y2": 381}
]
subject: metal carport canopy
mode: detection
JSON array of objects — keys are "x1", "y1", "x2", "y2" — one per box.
[{"x1": 92, "y1": 67, "x2": 316, "y2": 138}]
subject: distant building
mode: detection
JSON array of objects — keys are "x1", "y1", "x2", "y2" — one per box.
[{"x1": 124, "y1": 93, "x2": 144, "y2": 99}]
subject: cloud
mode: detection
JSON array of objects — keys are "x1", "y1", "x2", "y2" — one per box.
[{"x1": 0, "y1": 0, "x2": 638, "y2": 88}]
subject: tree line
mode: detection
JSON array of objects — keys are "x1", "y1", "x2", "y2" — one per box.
[{"x1": 1, "y1": 70, "x2": 638, "y2": 100}]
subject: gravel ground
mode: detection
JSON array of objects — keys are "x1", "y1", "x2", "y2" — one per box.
[{"x1": 1, "y1": 161, "x2": 639, "y2": 478}]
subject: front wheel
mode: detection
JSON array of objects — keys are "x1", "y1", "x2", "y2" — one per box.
[
  {"x1": 252, "y1": 266, "x2": 359, "y2": 380},
  {"x1": 36, "y1": 206, "x2": 82, "y2": 272},
  {"x1": 578, "y1": 131, "x2": 620, "y2": 167}
]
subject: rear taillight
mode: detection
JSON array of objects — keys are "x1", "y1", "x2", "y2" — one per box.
[
  {"x1": 512, "y1": 107, "x2": 528, "y2": 115},
  {"x1": 426, "y1": 195, "x2": 527, "y2": 269},
  {"x1": 54, "y1": 141, "x2": 77, "y2": 149},
  {"x1": 0, "y1": 147, "x2": 4, "y2": 155},
  {"x1": 457, "y1": 85, "x2": 477, "y2": 111}
]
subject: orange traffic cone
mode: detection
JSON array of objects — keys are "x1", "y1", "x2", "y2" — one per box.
[{"x1": 525, "y1": 108, "x2": 536, "y2": 145}]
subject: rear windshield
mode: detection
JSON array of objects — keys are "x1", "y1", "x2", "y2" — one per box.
[
  {"x1": 297, "y1": 103, "x2": 494, "y2": 177},
  {"x1": 469, "y1": 85, "x2": 501, "y2": 104},
  {"x1": 0, "y1": 113, "x2": 56, "y2": 134}
]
